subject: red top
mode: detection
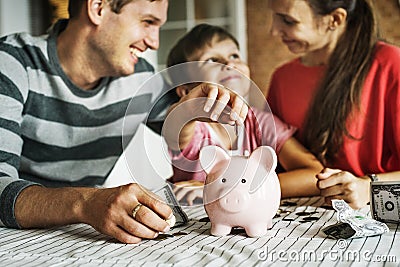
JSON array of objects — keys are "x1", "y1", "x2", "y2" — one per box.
[{"x1": 267, "y1": 42, "x2": 400, "y2": 176}]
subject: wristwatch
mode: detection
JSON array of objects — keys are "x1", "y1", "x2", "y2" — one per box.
[{"x1": 367, "y1": 173, "x2": 378, "y2": 182}]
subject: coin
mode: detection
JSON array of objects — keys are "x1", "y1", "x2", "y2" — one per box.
[
  {"x1": 281, "y1": 201, "x2": 297, "y2": 206},
  {"x1": 296, "y1": 211, "x2": 318, "y2": 216},
  {"x1": 199, "y1": 217, "x2": 210, "y2": 222},
  {"x1": 302, "y1": 216, "x2": 319, "y2": 221},
  {"x1": 173, "y1": 232, "x2": 189, "y2": 236}
]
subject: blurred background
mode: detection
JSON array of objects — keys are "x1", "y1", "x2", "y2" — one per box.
[{"x1": 0, "y1": 0, "x2": 399, "y2": 107}]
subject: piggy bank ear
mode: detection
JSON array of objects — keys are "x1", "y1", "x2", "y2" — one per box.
[
  {"x1": 199, "y1": 145, "x2": 230, "y2": 174},
  {"x1": 249, "y1": 146, "x2": 277, "y2": 192}
]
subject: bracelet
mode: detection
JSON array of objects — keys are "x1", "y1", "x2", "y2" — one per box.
[{"x1": 367, "y1": 173, "x2": 378, "y2": 182}]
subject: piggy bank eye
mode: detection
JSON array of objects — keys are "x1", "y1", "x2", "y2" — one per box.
[
  {"x1": 241, "y1": 179, "x2": 246, "y2": 183},
  {"x1": 222, "y1": 178, "x2": 226, "y2": 183}
]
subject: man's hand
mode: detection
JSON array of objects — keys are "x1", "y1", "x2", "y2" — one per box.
[
  {"x1": 81, "y1": 183, "x2": 173, "y2": 243},
  {"x1": 15, "y1": 183, "x2": 173, "y2": 244},
  {"x1": 316, "y1": 168, "x2": 370, "y2": 209}
]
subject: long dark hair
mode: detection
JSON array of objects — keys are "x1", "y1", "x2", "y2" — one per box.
[{"x1": 303, "y1": 0, "x2": 379, "y2": 165}]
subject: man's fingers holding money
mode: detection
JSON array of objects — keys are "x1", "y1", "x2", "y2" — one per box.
[
  {"x1": 133, "y1": 187, "x2": 173, "y2": 232},
  {"x1": 136, "y1": 187, "x2": 173, "y2": 220},
  {"x1": 122, "y1": 208, "x2": 160, "y2": 239},
  {"x1": 129, "y1": 202, "x2": 171, "y2": 234}
]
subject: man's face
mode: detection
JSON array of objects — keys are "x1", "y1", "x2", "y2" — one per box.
[{"x1": 92, "y1": 0, "x2": 168, "y2": 76}]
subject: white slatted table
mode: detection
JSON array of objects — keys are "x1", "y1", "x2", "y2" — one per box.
[{"x1": 0, "y1": 197, "x2": 398, "y2": 266}]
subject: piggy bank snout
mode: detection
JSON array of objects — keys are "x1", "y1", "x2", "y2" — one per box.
[{"x1": 218, "y1": 189, "x2": 249, "y2": 213}]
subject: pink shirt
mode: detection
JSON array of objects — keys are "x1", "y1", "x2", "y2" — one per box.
[{"x1": 169, "y1": 108, "x2": 296, "y2": 182}]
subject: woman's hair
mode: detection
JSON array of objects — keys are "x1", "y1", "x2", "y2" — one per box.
[
  {"x1": 303, "y1": 0, "x2": 379, "y2": 165},
  {"x1": 68, "y1": 0, "x2": 157, "y2": 19},
  {"x1": 167, "y1": 23, "x2": 239, "y2": 67}
]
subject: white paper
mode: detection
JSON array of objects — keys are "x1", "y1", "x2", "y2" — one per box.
[{"x1": 103, "y1": 123, "x2": 173, "y2": 190}]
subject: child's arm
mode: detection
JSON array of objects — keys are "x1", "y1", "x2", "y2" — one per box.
[
  {"x1": 164, "y1": 101, "x2": 197, "y2": 151},
  {"x1": 277, "y1": 137, "x2": 323, "y2": 198}
]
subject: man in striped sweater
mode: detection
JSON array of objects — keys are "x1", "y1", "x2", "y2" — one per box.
[{"x1": 0, "y1": 0, "x2": 176, "y2": 244}]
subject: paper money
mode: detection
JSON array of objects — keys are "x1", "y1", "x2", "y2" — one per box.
[
  {"x1": 371, "y1": 181, "x2": 400, "y2": 223},
  {"x1": 154, "y1": 183, "x2": 189, "y2": 227},
  {"x1": 323, "y1": 199, "x2": 389, "y2": 239}
]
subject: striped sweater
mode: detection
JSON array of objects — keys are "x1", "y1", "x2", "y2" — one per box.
[{"x1": 0, "y1": 20, "x2": 163, "y2": 228}]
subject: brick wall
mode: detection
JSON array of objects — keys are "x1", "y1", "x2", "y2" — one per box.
[{"x1": 246, "y1": 0, "x2": 400, "y2": 107}]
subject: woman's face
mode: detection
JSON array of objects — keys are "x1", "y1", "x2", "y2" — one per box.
[
  {"x1": 196, "y1": 38, "x2": 251, "y2": 99},
  {"x1": 268, "y1": 0, "x2": 332, "y2": 55}
]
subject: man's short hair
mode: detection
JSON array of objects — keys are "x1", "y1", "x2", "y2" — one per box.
[{"x1": 68, "y1": 0, "x2": 159, "y2": 19}]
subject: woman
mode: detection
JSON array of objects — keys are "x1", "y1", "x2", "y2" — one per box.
[{"x1": 267, "y1": 0, "x2": 400, "y2": 208}]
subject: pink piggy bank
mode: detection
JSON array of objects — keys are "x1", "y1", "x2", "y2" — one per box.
[{"x1": 199, "y1": 145, "x2": 281, "y2": 237}]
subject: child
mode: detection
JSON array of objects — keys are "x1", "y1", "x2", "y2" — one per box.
[{"x1": 164, "y1": 24, "x2": 323, "y2": 205}]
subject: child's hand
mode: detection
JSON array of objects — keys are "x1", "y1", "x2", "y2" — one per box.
[
  {"x1": 170, "y1": 83, "x2": 247, "y2": 126},
  {"x1": 190, "y1": 83, "x2": 248, "y2": 125},
  {"x1": 173, "y1": 180, "x2": 204, "y2": 206},
  {"x1": 163, "y1": 83, "x2": 247, "y2": 151}
]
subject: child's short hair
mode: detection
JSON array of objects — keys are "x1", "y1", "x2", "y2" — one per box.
[{"x1": 167, "y1": 23, "x2": 239, "y2": 68}]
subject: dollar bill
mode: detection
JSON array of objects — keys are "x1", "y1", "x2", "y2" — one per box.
[
  {"x1": 371, "y1": 181, "x2": 400, "y2": 223},
  {"x1": 154, "y1": 183, "x2": 189, "y2": 227},
  {"x1": 323, "y1": 199, "x2": 389, "y2": 239}
]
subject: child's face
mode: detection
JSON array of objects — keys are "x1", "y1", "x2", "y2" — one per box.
[{"x1": 196, "y1": 38, "x2": 251, "y2": 99}]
